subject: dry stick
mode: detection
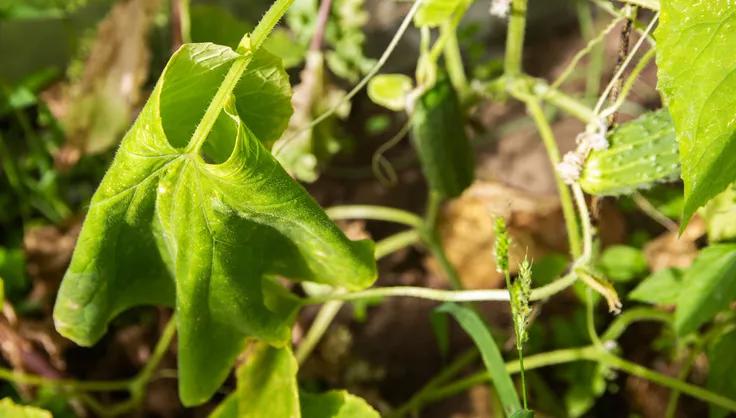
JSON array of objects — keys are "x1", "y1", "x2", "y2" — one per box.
[
  {"x1": 605, "y1": 5, "x2": 635, "y2": 128},
  {"x1": 309, "y1": 0, "x2": 333, "y2": 52}
]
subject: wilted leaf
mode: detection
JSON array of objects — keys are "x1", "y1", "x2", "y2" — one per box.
[
  {"x1": 656, "y1": 1, "x2": 736, "y2": 225},
  {"x1": 675, "y1": 244, "x2": 736, "y2": 335},
  {"x1": 701, "y1": 184, "x2": 736, "y2": 243},
  {"x1": 52, "y1": 0, "x2": 161, "y2": 167},
  {"x1": 53, "y1": 42, "x2": 376, "y2": 406}
]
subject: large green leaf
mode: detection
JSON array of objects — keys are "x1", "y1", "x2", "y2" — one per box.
[
  {"x1": 437, "y1": 303, "x2": 522, "y2": 417},
  {"x1": 656, "y1": 1, "x2": 736, "y2": 224},
  {"x1": 53, "y1": 42, "x2": 377, "y2": 406},
  {"x1": 0, "y1": 398, "x2": 51, "y2": 418},
  {"x1": 674, "y1": 244, "x2": 736, "y2": 335}
]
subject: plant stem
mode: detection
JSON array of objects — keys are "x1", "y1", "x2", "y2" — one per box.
[
  {"x1": 388, "y1": 349, "x2": 478, "y2": 417},
  {"x1": 326, "y1": 205, "x2": 424, "y2": 228},
  {"x1": 423, "y1": 232, "x2": 464, "y2": 289},
  {"x1": 575, "y1": 0, "x2": 604, "y2": 103},
  {"x1": 442, "y1": 22, "x2": 468, "y2": 97},
  {"x1": 186, "y1": 0, "x2": 295, "y2": 153},
  {"x1": 521, "y1": 96, "x2": 582, "y2": 258},
  {"x1": 518, "y1": 347, "x2": 527, "y2": 408},
  {"x1": 415, "y1": 346, "x2": 736, "y2": 413},
  {"x1": 129, "y1": 315, "x2": 178, "y2": 397},
  {"x1": 504, "y1": 0, "x2": 529, "y2": 78},
  {"x1": 0, "y1": 315, "x2": 177, "y2": 415},
  {"x1": 301, "y1": 286, "x2": 509, "y2": 305},
  {"x1": 533, "y1": 80, "x2": 596, "y2": 123},
  {"x1": 295, "y1": 299, "x2": 343, "y2": 364},
  {"x1": 529, "y1": 272, "x2": 577, "y2": 301},
  {"x1": 665, "y1": 349, "x2": 698, "y2": 418},
  {"x1": 295, "y1": 230, "x2": 420, "y2": 364}
]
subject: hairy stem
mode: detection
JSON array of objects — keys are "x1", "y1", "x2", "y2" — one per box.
[
  {"x1": 187, "y1": 0, "x2": 295, "y2": 153},
  {"x1": 521, "y1": 95, "x2": 582, "y2": 258},
  {"x1": 504, "y1": 0, "x2": 529, "y2": 77}
]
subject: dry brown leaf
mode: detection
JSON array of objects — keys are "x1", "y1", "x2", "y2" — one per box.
[
  {"x1": 431, "y1": 181, "x2": 567, "y2": 289},
  {"x1": 43, "y1": 0, "x2": 161, "y2": 168},
  {"x1": 644, "y1": 216, "x2": 705, "y2": 272}
]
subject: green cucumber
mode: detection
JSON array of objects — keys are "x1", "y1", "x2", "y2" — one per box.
[
  {"x1": 580, "y1": 109, "x2": 679, "y2": 196},
  {"x1": 411, "y1": 76, "x2": 474, "y2": 198}
]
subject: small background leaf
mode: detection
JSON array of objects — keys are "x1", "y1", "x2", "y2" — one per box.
[
  {"x1": 706, "y1": 329, "x2": 736, "y2": 418},
  {"x1": 597, "y1": 245, "x2": 648, "y2": 282},
  {"x1": 674, "y1": 244, "x2": 736, "y2": 335},
  {"x1": 629, "y1": 268, "x2": 683, "y2": 305}
]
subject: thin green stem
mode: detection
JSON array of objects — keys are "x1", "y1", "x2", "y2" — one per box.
[
  {"x1": 0, "y1": 369, "x2": 130, "y2": 392},
  {"x1": 504, "y1": 0, "x2": 529, "y2": 77},
  {"x1": 529, "y1": 272, "x2": 577, "y2": 301},
  {"x1": 601, "y1": 307, "x2": 671, "y2": 341},
  {"x1": 423, "y1": 232, "x2": 464, "y2": 289},
  {"x1": 574, "y1": 0, "x2": 608, "y2": 102},
  {"x1": 521, "y1": 95, "x2": 582, "y2": 258},
  {"x1": 129, "y1": 315, "x2": 178, "y2": 395},
  {"x1": 518, "y1": 348, "x2": 528, "y2": 408},
  {"x1": 600, "y1": 47, "x2": 656, "y2": 120},
  {"x1": 442, "y1": 22, "x2": 468, "y2": 98},
  {"x1": 416, "y1": 346, "x2": 736, "y2": 414},
  {"x1": 296, "y1": 299, "x2": 344, "y2": 364},
  {"x1": 593, "y1": 11, "x2": 659, "y2": 115},
  {"x1": 301, "y1": 286, "x2": 509, "y2": 305},
  {"x1": 572, "y1": 184, "x2": 592, "y2": 261},
  {"x1": 375, "y1": 230, "x2": 421, "y2": 259},
  {"x1": 326, "y1": 205, "x2": 424, "y2": 228},
  {"x1": 665, "y1": 349, "x2": 698, "y2": 418},
  {"x1": 275, "y1": 0, "x2": 423, "y2": 155},
  {"x1": 388, "y1": 349, "x2": 478, "y2": 417},
  {"x1": 295, "y1": 230, "x2": 420, "y2": 364},
  {"x1": 186, "y1": 0, "x2": 295, "y2": 153},
  {"x1": 0, "y1": 315, "x2": 177, "y2": 416},
  {"x1": 533, "y1": 80, "x2": 596, "y2": 123}
]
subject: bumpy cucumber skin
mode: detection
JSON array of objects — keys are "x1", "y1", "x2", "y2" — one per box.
[
  {"x1": 411, "y1": 77, "x2": 475, "y2": 198},
  {"x1": 580, "y1": 109, "x2": 679, "y2": 196}
]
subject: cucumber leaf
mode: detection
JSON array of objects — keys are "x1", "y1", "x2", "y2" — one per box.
[
  {"x1": 301, "y1": 390, "x2": 380, "y2": 418},
  {"x1": 655, "y1": 2, "x2": 736, "y2": 225},
  {"x1": 53, "y1": 42, "x2": 377, "y2": 406},
  {"x1": 209, "y1": 344, "x2": 379, "y2": 418},
  {"x1": 674, "y1": 244, "x2": 736, "y2": 335},
  {"x1": 437, "y1": 302, "x2": 522, "y2": 417}
]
